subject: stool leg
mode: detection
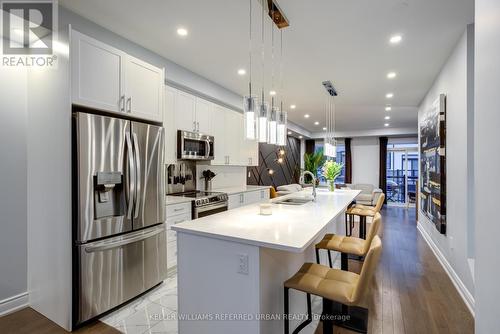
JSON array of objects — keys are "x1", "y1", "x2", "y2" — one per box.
[
  {"x1": 322, "y1": 298, "x2": 333, "y2": 334},
  {"x1": 327, "y1": 250, "x2": 333, "y2": 268},
  {"x1": 341, "y1": 252, "x2": 348, "y2": 271},
  {"x1": 284, "y1": 287, "x2": 289, "y2": 334},
  {"x1": 362, "y1": 217, "x2": 367, "y2": 239},
  {"x1": 315, "y1": 247, "x2": 320, "y2": 265}
]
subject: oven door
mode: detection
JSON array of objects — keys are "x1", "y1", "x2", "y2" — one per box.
[{"x1": 193, "y1": 202, "x2": 228, "y2": 219}]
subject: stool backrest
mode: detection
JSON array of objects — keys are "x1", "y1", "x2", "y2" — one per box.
[
  {"x1": 373, "y1": 193, "x2": 385, "y2": 212},
  {"x1": 352, "y1": 236, "x2": 382, "y2": 304},
  {"x1": 362, "y1": 213, "x2": 382, "y2": 254}
]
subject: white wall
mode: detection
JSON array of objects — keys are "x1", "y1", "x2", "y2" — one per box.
[
  {"x1": 417, "y1": 26, "x2": 475, "y2": 309},
  {"x1": 475, "y1": 1, "x2": 500, "y2": 332},
  {"x1": 351, "y1": 137, "x2": 379, "y2": 186},
  {"x1": 0, "y1": 65, "x2": 28, "y2": 314}
]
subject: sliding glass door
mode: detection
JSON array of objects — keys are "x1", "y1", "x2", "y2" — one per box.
[{"x1": 386, "y1": 146, "x2": 418, "y2": 207}]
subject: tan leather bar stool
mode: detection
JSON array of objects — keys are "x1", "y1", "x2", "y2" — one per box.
[
  {"x1": 315, "y1": 213, "x2": 381, "y2": 270},
  {"x1": 345, "y1": 193, "x2": 385, "y2": 239},
  {"x1": 284, "y1": 236, "x2": 382, "y2": 334}
]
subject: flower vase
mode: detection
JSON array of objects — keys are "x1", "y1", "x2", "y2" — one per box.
[{"x1": 329, "y1": 180, "x2": 335, "y2": 192}]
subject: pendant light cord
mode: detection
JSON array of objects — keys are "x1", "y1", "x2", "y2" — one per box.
[
  {"x1": 261, "y1": 0, "x2": 265, "y2": 104},
  {"x1": 248, "y1": 0, "x2": 252, "y2": 96}
]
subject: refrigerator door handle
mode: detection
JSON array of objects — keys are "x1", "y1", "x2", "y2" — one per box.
[
  {"x1": 125, "y1": 131, "x2": 135, "y2": 219},
  {"x1": 83, "y1": 225, "x2": 165, "y2": 253},
  {"x1": 132, "y1": 132, "x2": 142, "y2": 219}
]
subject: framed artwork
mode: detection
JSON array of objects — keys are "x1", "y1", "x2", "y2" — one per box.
[{"x1": 419, "y1": 94, "x2": 446, "y2": 234}]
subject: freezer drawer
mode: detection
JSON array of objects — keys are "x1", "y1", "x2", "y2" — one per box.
[{"x1": 77, "y1": 224, "x2": 168, "y2": 324}]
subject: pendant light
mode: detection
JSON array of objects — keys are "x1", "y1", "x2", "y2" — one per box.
[
  {"x1": 243, "y1": 0, "x2": 257, "y2": 140},
  {"x1": 267, "y1": 6, "x2": 278, "y2": 145},
  {"x1": 277, "y1": 30, "x2": 287, "y2": 146},
  {"x1": 257, "y1": 0, "x2": 269, "y2": 143},
  {"x1": 323, "y1": 81, "x2": 338, "y2": 158}
]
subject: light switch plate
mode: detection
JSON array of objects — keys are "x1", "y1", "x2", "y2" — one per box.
[{"x1": 238, "y1": 253, "x2": 249, "y2": 275}]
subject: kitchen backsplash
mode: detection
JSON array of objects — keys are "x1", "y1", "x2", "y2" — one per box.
[{"x1": 195, "y1": 165, "x2": 247, "y2": 191}]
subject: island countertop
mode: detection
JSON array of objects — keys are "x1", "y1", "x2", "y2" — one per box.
[{"x1": 172, "y1": 189, "x2": 360, "y2": 252}]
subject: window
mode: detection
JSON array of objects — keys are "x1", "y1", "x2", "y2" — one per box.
[{"x1": 314, "y1": 141, "x2": 346, "y2": 185}]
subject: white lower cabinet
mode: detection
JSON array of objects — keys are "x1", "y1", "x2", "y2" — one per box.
[
  {"x1": 165, "y1": 202, "x2": 192, "y2": 269},
  {"x1": 227, "y1": 189, "x2": 270, "y2": 210}
]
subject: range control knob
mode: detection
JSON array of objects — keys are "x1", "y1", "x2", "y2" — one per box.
[{"x1": 195, "y1": 199, "x2": 202, "y2": 206}]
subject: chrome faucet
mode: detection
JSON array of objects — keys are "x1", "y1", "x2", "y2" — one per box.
[{"x1": 301, "y1": 171, "x2": 317, "y2": 201}]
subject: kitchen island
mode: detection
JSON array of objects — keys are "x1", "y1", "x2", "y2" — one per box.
[{"x1": 172, "y1": 188, "x2": 360, "y2": 334}]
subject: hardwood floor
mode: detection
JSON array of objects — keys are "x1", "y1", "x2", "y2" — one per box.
[
  {"x1": 313, "y1": 206, "x2": 474, "y2": 334},
  {"x1": 0, "y1": 206, "x2": 473, "y2": 334},
  {"x1": 0, "y1": 308, "x2": 120, "y2": 334}
]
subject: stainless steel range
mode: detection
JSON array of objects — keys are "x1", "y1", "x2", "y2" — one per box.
[{"x1": 171, "y1": 190, "x2": 228, "y2": 219}]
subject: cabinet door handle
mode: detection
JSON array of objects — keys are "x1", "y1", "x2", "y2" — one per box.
[
  {"x1": 197, "y1": 122, "x2": 200, "y2": 132},
  {"x1": 193, "y1": 121, "x2": 196, "y2": 132},
  {"x1": 126, "y1": 97, "x2": 131, "y2": 113},
  {"x1": 120, "y1": 95, "x2": 125, "y2": 112}
]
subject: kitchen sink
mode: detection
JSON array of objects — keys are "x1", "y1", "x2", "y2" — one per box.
[{"x1": 274, "y1": 197, "x2": 312, "y2": 206}]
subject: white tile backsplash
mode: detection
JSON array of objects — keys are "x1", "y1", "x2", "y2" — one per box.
[{"x1": 195, "y1": 165, "x2": 247, "y2": 191}]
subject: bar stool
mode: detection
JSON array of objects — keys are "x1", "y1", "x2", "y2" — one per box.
[
  {"x1": 345, "y1": 193, "x2": 385, "y2": 239},
  {"x1": 315, "y1": 213, "x2": 381, "y2": 270},
  {"x1": 284, "y1": 236, "x2": 382, "y2": 334}
]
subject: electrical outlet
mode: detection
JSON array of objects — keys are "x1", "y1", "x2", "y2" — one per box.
[{"x1": 238, "y1": 254, "x2": 249, "y2": 275}]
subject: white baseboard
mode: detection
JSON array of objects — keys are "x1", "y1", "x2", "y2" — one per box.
[
  {"x1": 0, "y1": 292, "x2": 29, "y2": 317},
  {"x1": 417, "y1": 222, "x2": 475, "y2": 317}
]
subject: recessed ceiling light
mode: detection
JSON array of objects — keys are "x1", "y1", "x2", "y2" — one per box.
[
  {"x1": 304, "y1": 114, "x2": 310, "y2": 118},
  {"x1": 290, "y1": 104, "x2": 296, "y2": 109},
  {"x1": 314, "y1": 121, "x2": 319, "y2": 125},
  {"x1": 287, "y1": 131, "x2": 292, "y2": 135},
  {"x1": 389, "y1": 34, "x2": 402, "y2": 44},
  {"x1": 387, "y1": 72, "x2": 397, "y2": 79},
  {"x1": 385, "y1": 106, "x2": 392, "y2": 111},
  {"x1": 386, "y1": 93, "x2": 394, "y2": 99},
  {"x1": 323, "y1": 127, "x2": 327, "y2": 131},
  {"x1": 237, "y1": 69, "x2": 246, "y2": 75},
  {"x1": 177, "y1": 27, "x2": 188, "y2": 36},
  {"x1": 269, "y1": 90, "x2": 276, "y2": 96},
  {"x1": 384, "y1": 123, "x2": 390, "y2": 127},
  {"x1": 299, "y1": 135, "x2": 303, "y2": 139},
  {"x1": 385, "y1": 116, "x2": 391, "y2": 120}
]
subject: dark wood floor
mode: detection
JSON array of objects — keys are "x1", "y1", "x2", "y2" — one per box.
[
  {"x1": 0, "y1": 207, "x2": 473, "y2": 334},
  {"x1": 314, "y1": 206, "x2": 474, "y2": 334}
]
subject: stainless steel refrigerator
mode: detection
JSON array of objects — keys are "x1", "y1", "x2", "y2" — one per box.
[{"x1": 73, "y1": 112, "x2": 167, "y2": 326}]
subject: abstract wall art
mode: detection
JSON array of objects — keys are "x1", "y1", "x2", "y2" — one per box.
[{"x1": 420, "y1": 94, "x2": 447, "y2": 234}]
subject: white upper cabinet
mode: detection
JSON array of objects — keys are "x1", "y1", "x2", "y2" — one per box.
[
  {"x1": 71, "y1": 30, "x2": 124, "y2": 113},
  {"x1": 175, "y1": 91, "x2": 196, "y2": 132},
  {"x1": 210, "y1": 104, "x2": 227, "y2": 165},
  {"x1": 164, "y1": 86, "x2": 177, "y2": 164},
  {"x1": 123, "y1": 55, "x2": 164, "y2": 122},
  {"x1": 71, "y1": 30, "x2": 164, "y2": 123},
  {"x1": 195, "y1": 98, "x2": 212, "y2": 134}
]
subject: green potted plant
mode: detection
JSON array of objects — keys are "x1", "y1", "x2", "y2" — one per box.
[
  {"x1": 303, "y1": 150, "x2": 325, "y2": 185},
  {"x1": 322, "y1": 160, "x2": 344, "y2": 191}
]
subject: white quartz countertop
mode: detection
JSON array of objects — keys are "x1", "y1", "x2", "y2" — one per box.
[
  {"x1": 172, "y1": 189, "x2": 360, "y2": 252},
  {"x1": 212, "y1": 185, "x2": 271, "y2": 195},
  {"x1": 165, "y1": 195, "x2": 193, "y2": 205}
]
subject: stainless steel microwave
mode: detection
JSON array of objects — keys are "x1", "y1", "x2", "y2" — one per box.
[{"x1": 177, "y1": 130, "x2": 214, "y2": 160}]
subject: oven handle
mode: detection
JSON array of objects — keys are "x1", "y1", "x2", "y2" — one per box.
[
  {"x1": 204, "y1": 139, "x2": 211, "y2": 159},
  {"x1": 195, "y1": 201, "x2": 228, "y2": 213}
]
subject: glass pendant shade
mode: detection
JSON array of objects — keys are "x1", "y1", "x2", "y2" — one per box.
[
  {"x1": 277, "y1": 110, "x2": 287, "y2": 146},
  {"x1": 243, "y1": 95, "x2": 257, "y2": 140},
  {"x1": 267, "y1": 107, "x2": 278, "y2": 145},
  {"x1": 257, "y1": 101, "x2": 269, "y2": 143}
]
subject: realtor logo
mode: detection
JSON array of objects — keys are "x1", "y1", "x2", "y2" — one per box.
[{"x1": 2, "y1": 1, "x2": 53, "y2": 55}]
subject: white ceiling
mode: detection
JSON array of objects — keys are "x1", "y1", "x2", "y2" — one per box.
[{"x1": 61, "y1": 0, "x2": 473, "y2": 133}]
